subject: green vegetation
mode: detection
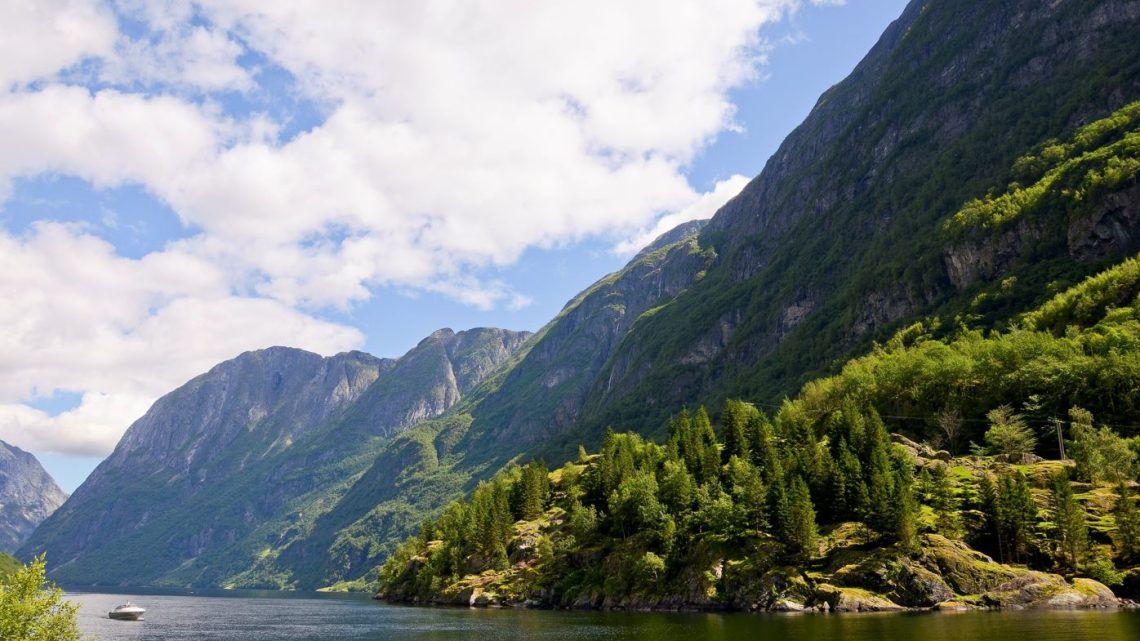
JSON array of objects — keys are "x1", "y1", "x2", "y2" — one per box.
[
  {"x1": 0, "y1": 555, "x2": 80, "y2": 641},
  {"x1": 945, "y1": 102, "x2": 1140, "y2": 236},
  {"x1": 0, "y1": 554, "x2": 20, "y2": 581},
  {"x1": 379, "y1": 255, "x2": 1140, "y2": 608}
]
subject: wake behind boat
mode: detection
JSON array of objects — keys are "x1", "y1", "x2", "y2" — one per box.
[{"x1": 108, "y1": 602, "x2": 145, "y2": 621}]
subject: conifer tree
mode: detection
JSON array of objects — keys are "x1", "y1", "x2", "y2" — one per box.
[
  {"x1": 693, "y1": 406, "x2": 721, "y2": 483},
  {"x1": 927, "y1": 464, "x2": 961, "y2": 538},
  {"x1": 836, "y1": 441, "x2": 868, "y2": 521},
  {"x1": 1048, "y1": 470, "x2": 1088, "y2": 571},
  {"x1": 747, "y1": 413, "x2": 781, "y2": 483},
  {"x1": 1113, "y1": 483, "x2": 1139, "y2": 563},
  {"x1": 721, "y1": 400, "x2": 752, "y2": 464},
  {"x1": 975, "y1": 473, "x2": 1001, "y2": 557},
  {"x1": 996, "y1": 472, "x2": 1037, "y2": 565},
  {"x1": 864, "y1": 431, "x2": 896, "y2": 535},
  {"x1": 892, "y1": 456, "x2": 919, "y2": 552},
  {"x1": 512, "y1": 460, "x2": 551, "y2": 520},
  {"x1": 786, "y1": 476, "x2": 818, "y2": 562}
]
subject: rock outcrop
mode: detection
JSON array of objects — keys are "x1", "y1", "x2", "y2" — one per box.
[
  {"x1": 20, "y1": 329, "x2": 530, "y2": 588},
  {"x1": 0, "y1": 442, "x2": 67, "y2": 553}
]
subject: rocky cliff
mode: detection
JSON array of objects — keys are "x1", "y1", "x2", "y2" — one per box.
[
  {"x1": 19, "y1": 328, "x2": 529, "y2": 587},
  {"x1": 0, "y1": 441, "x2": 66, "y2": 553},
  {"x1": 538, "y1": 0, "x2": 1140, "y2": 446}
]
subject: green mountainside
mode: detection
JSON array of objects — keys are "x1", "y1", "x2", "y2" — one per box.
[
  {"x1": 378, "y1": 252, "x2": 1140, "y2": 610},
  {"x1": 19, "y1": 329, "x2": 530, "y2": 588},
  {"x1": 300, "y1": 0, "x2": 1140, "y2": 590},
  {"x1": 19, "y1": 0, "x2": 1140, "y2": 594}
]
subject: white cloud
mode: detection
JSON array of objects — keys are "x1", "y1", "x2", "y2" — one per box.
[
  {"x1": 0, "y1": 0, "x2": 116, "y2": 89},
  {"x1": 614, "y1": 175, "x2": 752, "y2": 255},
  {"x1": 0, "y1": 223, "x2": 362, "y2": 456},
  {"x1": 0, "y1": 0, "x2": 836, "y2": 457}
]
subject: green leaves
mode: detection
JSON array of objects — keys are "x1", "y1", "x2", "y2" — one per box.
[{"x1": 0, "y1": 555, "x2": 80, "y2": 641}]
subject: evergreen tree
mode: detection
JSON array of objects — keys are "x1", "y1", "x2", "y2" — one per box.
[
  {"x1": 747, "y1": 413, "x2": 781, "y2": 483},
  {"x1": 765, "y1": 472, "x2": 791, "y2": 542},
  {"x1": 512, "y1": 460, "x2": 551, "y2": 520},
  {"x1": 1048, "y1": 470, "x2": 1089, "y2": 571},
  {"x1": 891, "y1": 454, "x2": 919, "y2": 552},
  {"x1": 720, "y1": 400, "x2": 752, "y2": 464},
  {"x1": 693, "y1": 406, "x2": 721, "y2": 484},
  {"x1": 864, "y1": 430, "x2": 896, "y2": 535},
  {"x1": 974, "y1": 473, "x2": 1001, "y2": 557},
  {"x1": 926, "y1": 464, "x2": 961, "y2": 538},
  {"x1": 785, "y1": 476, "x2": 818, "y2": 562},
  {"x1": 995, "y1": 472, "x2": 1037, "y2": 565},
  {"x1": 725, "y1": 455, "x2": 766, "y2": 531},
  {"x1": 1114, "y1": 483, "x2": 1139, "y2": 563}
]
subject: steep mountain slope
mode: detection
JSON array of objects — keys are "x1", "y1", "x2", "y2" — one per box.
[
  {"x1": 20, "y1": 328, "x2": 529, "y2": 587},
  {"x1": 261, "y1": 223, "x2": 717, "y2": 588},
  {"x1": 0, "y1": 441, "x2": 66, "y2": 553},
  {"x1": 570, "y1": 0, "x2": 1140, "y2": 441},
  {"x1": 306, "y1": 0, "x2": 1140, "y2": 589}
]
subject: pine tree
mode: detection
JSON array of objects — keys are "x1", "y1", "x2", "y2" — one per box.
[
  {"x1": 1114, "y1": 483, "x2": 1139, "y2": 563},
  {"x1": 720, "y1": 400, "x2": 752, "y2": 464},
  {"x1": 1049, "y1": 470, "x2": 1089, "y2": 571},
  {"x1": 693, "y1": 406, "x2": 721, "y2": 483},
  {"x1": 785, "y1": 476, "x2": 818, "y2": 562},
  {"x1": 975, "y1": 473, "x2": 1001, "y2": 558},
  {"x1": 996, "y1": 472, "x2": 1037, "y2": 565},
  {"x1": 892, "y1": 455, "x2": 919, "y2": 552},
  {"x1": 927, "y1": 464, "x2": 961, "y2": 538},
  {"x1": 864, "y1": 431, "x2": 896, "y2": 535},
  {"x1": 747, "y1": 413, "x2": 781, "y2": 483},
  {"x1": 512, "y1": 460, "x2": 550, "y2": 520}
]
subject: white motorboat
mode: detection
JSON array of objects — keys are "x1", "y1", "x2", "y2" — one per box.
[{"x1": 108, "y1": 601, "x2": 146, "y2": 621}]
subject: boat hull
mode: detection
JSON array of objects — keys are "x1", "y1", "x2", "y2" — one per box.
[{"x1": 108, "y1": 609, "x2": 145, "y2": 621}]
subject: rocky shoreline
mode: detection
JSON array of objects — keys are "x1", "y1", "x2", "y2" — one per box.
[{"x1": 379, "y1": 534, "x2": 1135, "y2": 614}]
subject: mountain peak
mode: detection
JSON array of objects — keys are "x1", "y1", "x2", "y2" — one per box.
[{"x1": 0, "y1": 440, "x2": 67, "y2": 553}]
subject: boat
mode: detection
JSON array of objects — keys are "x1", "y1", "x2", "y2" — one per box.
[{"x1": 108, "y1": 602, "x2": 145, "y2": 621}]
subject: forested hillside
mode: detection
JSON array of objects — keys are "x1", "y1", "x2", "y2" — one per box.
[{"x1": 379, "y1": 253, "x2": 1140, "y2": 609}]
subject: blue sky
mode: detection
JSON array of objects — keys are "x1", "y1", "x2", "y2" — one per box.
[{"x1": 0, "y1": 0, "x2": 908, "y2": 493}]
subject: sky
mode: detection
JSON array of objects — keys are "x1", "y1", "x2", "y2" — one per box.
[{"x1": 0, "y1": 0, "x2": 909, "y2": 493}]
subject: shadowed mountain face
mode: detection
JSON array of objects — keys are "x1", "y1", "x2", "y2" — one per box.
[
  {"x1": 19, "y1": 328, "x2": 529, "y2": 588},
  {"x1": 0, "y1": 441, "x2": 67, "y2": 553}
]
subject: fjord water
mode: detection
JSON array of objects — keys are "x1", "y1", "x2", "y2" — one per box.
[{"x1": 68, "y1": 590, "x2": 1140, "y2": 641}]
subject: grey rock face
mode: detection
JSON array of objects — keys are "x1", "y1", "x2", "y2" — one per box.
[
  {"x1": 469, "y1": 221, "x2": 712, "y2": 447},
  {"x1": 19, "y1": 328, "x2": 529, "y2": 587},
  {"x1": 0, "y1": 441, "x2": 67, "y2": 552}
]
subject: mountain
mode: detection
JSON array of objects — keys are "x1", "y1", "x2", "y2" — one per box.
[
  {"x1": 19, "y1": 328, "x2": 529, "y2": 587},
  {"x1": 0, "y1": 441, "x2": 67, "y2": 553},
  {"x1": 22, "y1": 0, "x2": 1140, "y2": 591},
  {"x1": 295, "y1": 0, "x2": 1140, "y2": 589}
]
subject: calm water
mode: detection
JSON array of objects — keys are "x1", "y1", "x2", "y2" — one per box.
[{"x1": 67, "y1": 588, "x2": 1140, "y2": 641}]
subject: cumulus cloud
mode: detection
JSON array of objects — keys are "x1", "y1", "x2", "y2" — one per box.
[
  {"x1": 0, "y1": 224, "x2": 362, "y2": 456},
  {"x1": 0, "y1": 0, "x2": 834, "y2": 457},
  {"x1": 614, "y1": 175, "x2": 752, "y2": 255}
]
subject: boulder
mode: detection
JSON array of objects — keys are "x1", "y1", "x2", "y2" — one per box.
[{"x1": 812, "y1": 584, "x2": 905, "y2": 612}]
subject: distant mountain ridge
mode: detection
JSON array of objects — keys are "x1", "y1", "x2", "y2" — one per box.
[
  {"x1": 0, "y1": 440, "x2": 66, "y2": 553},
  {"x1": 20, "y1": 328, "x2": 529, "y2": 587}
]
